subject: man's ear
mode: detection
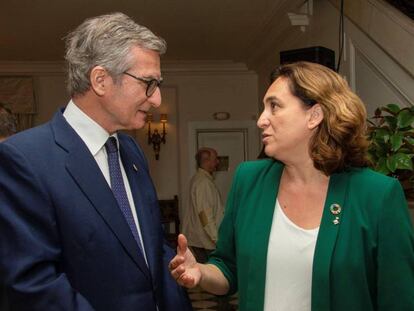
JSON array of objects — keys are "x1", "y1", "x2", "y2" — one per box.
[
  {"x1": 90, "y1": 66, "x2": 108, "y2": 96},
  {"x1": 308, "y1": 104, "x2": 324, "y2": 129}
]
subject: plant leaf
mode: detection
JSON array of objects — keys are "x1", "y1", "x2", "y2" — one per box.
[
  {"x1": 397, "y1": 109, "x2": 414, "y2": 128},
  {"x1": 387, "y1": 153, "x2": 413, "y2": 171},
  {"x1": 372, "y1": 128, "x2": 390, "y2": 144},
  {"x1": 376, "y1": 157, "x2": 390, "y2": 175},
  {"x1": 384, "y1": 116, "x2": 397, "y2": 130},
  {"x1": 405, "y1": 137, "x2": 414, "y2": 145},
  {"x1": 387, "y1": 155, "x2": 398, "y2": 172},
  {"x1": 390, "y1": 132, "x2": 404, "y2": 151},
  {"x1": 384, "y1": 104, "x2": 400, "y2": 114}
]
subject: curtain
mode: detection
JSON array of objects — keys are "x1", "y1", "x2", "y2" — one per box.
[{"x1": 0, "y1": 76, "x2": 36, "y2": 131}]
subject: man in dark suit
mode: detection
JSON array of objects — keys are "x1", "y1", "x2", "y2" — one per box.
[{"x1": 0, "y1": 12, "x2": 192, "y2": 311}]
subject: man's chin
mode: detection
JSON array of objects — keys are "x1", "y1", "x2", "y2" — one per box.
[{"x1": 131, "y1": 123, "x2": 146, "y2": 130}]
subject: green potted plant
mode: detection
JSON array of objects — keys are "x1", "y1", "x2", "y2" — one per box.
[{"x1": 367, "y1": 103, "x2": 414, "y2": 200}]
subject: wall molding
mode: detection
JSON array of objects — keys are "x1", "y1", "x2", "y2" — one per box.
[
  {"x1": 346, "y1": 16, "x2": 414, "y2": 105},
  {"x1": 350, "y1": 40, "x2": 412, "y2": 106},
  {"x1": 0, "y1": 60, "x2": 255, "y2": 75},
  {"x1": 369, "y1": 0, "x2": 414, "y2": 35}
]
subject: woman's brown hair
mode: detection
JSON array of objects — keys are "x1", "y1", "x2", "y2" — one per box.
[{"x1": 271, "y1": 61, "x2": 370, "y2": 175}]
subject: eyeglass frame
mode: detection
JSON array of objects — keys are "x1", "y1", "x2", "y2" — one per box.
[{"x1": 123, "y1": 71, "x2": 163, "y2": 97}]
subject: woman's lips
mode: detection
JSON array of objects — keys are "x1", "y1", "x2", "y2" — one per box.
[{"x1": 262, "y1": 134, "x2": 271, "y2": 144}]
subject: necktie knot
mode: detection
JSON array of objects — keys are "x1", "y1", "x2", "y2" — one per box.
[{"x1": 105, "y1": 136, "x2": 118, "y2": 154}]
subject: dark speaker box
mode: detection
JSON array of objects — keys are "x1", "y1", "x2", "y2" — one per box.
[{"x1": 280, "y1": 46, "x2": 336, "y2": 71}]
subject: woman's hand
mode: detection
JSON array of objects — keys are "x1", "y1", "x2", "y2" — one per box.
[{"x1": 169, "y1": 234, "x2": 202, "y2": 288}]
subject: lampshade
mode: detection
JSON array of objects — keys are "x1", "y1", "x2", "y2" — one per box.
[{"x1": 160, "y1": 114, "x2": 168, "y2": 123}]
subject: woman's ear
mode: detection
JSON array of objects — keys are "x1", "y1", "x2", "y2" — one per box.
[
  {"x1": 90, "y1": 66, "x2": 107, "y2": 96},
  {"x1": 308, "y1": 104, "x2": 324, "y2": 129}
]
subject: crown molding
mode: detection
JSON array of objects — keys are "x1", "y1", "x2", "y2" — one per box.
[
  {"x1": 163, "y1": 60, "x2": 256, "y2": 75},
  {"x1": 0, "y1": 60, "x2": 255, "y2": 75}
]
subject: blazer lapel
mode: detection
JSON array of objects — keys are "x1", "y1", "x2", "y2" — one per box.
[
  {"x1": 246, "y1": 161, "x2": 283, "y2": 311},
  {"x1": 51, "y1": 111, "x2": 151, "y2": 280},
  {"x1": 312, "y1": 171, "x2": 351, "y2": 311}
]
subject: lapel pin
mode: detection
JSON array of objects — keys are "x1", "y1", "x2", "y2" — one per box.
[
  {"x1": 329, "y1": 203, "x2": 341, "y2": 215},
  {"x1": 133, "y1": 164, "x2": 138, "y2": 172},
  {"x1": 333, "y1": 216, "x2": 340, "y2": 225}
]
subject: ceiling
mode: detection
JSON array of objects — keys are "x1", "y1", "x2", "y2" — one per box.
[{"x1": 0, "y1": 0, "x2": 303, "y2": 67}]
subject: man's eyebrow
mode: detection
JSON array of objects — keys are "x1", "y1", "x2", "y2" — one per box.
[{"x1": 142, "y1": 75, "x2": 163, "y2": 81}]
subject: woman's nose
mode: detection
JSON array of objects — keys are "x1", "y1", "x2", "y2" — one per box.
[{"x1": 257, "y1": 112, "x2": 268, "y2": 129}]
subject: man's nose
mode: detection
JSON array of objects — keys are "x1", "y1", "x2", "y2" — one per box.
[{"x1": 149, "y1": 87, "x2": 162, "y2": 108}]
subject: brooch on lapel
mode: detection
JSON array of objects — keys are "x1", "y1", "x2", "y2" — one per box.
[
  {"x1": 133, "y1": 164, "x2": 138, "y2": 172},
  {"x1": 329, "y1": 203, "x2": 341, "y2": 225}
]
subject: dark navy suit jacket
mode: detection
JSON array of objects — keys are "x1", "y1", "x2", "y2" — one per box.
[{"x1": 0, "y1": 110, "x2": 192, "y2": 311}]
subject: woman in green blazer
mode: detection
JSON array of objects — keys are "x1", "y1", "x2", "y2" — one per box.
[{"x1": 170, "y1": 62, "x2": 414, "y2": 310}]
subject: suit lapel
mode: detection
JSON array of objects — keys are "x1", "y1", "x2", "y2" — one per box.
[
  {"x1": 119, "y1": 140, "x2": 159, "y2": 282},
  {"x1": 51, "y1": 111, "x2": 151, "y2": 280},
  {"x1": 312, "y1": 171, "x2": 351, "y2": 311}
]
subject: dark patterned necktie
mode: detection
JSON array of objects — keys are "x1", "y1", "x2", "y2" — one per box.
[{"x1": 105, "y1": 136, "x2": 144, "y2": 255}]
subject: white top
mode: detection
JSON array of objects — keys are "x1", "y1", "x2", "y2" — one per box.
[
  {"x1": 63, "y1": 100, "x2": 148, "y2": 264},
  {"x1": 181, "y1": 168, "x2": 224, "y2": 250},
  {"x1": 264, "y1": 199, "x2": 319, "y2": 311}
]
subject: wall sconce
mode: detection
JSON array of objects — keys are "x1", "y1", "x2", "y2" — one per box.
[{"x1": 147, "y1": 113, "x2": 167, "y2": 160}]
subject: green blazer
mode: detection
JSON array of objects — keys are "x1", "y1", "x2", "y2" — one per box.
[{"x1": 209, "y1": 159, "x2": 414, "y2": 311}]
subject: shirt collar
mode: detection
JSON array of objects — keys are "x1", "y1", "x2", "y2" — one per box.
[
  {"x1": 198, "y1": 167, "x2": 214, "y2": 180},
  {"x1": 63, "y1": 100, "x2": 117, "y2": 156}
]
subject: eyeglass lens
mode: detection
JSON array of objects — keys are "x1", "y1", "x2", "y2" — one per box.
[{"x1": 146, "y1": 80, "x2": 159, "y2": 97}]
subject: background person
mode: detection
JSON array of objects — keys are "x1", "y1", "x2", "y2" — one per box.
[
  {"x1": 169, "y1": 61, "x2": 414, "y2": 311},
  {"x1": 0, "y1": 13, "x2": 191, "y2": 311},
  {"x1": 181, "y1": 147, "x2": 224, "y2": 263}
]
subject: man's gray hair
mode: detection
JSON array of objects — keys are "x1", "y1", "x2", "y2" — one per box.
[{"x1": 64, "y1": 12, "x2": 167, "y2": 96}]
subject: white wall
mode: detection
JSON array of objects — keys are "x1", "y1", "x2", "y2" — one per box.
[
  {"x1": 34, "y1": 75, "x2": 69, "y2": 124},
  {"x1": 161, "y1": 63, "x2": 259, "y2": 211}
]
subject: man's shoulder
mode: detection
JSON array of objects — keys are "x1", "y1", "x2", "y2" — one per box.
[
  {"x1": 5, "y1": 122, "x2": 53, "y2": 150},
  {"x1": 191, "y1": 170, "x2": 211, "y2": 184}
]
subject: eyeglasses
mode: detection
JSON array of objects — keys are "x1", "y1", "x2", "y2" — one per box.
[{"x1": 123, "y1": 72, "x2": 163, "y2": 97}]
